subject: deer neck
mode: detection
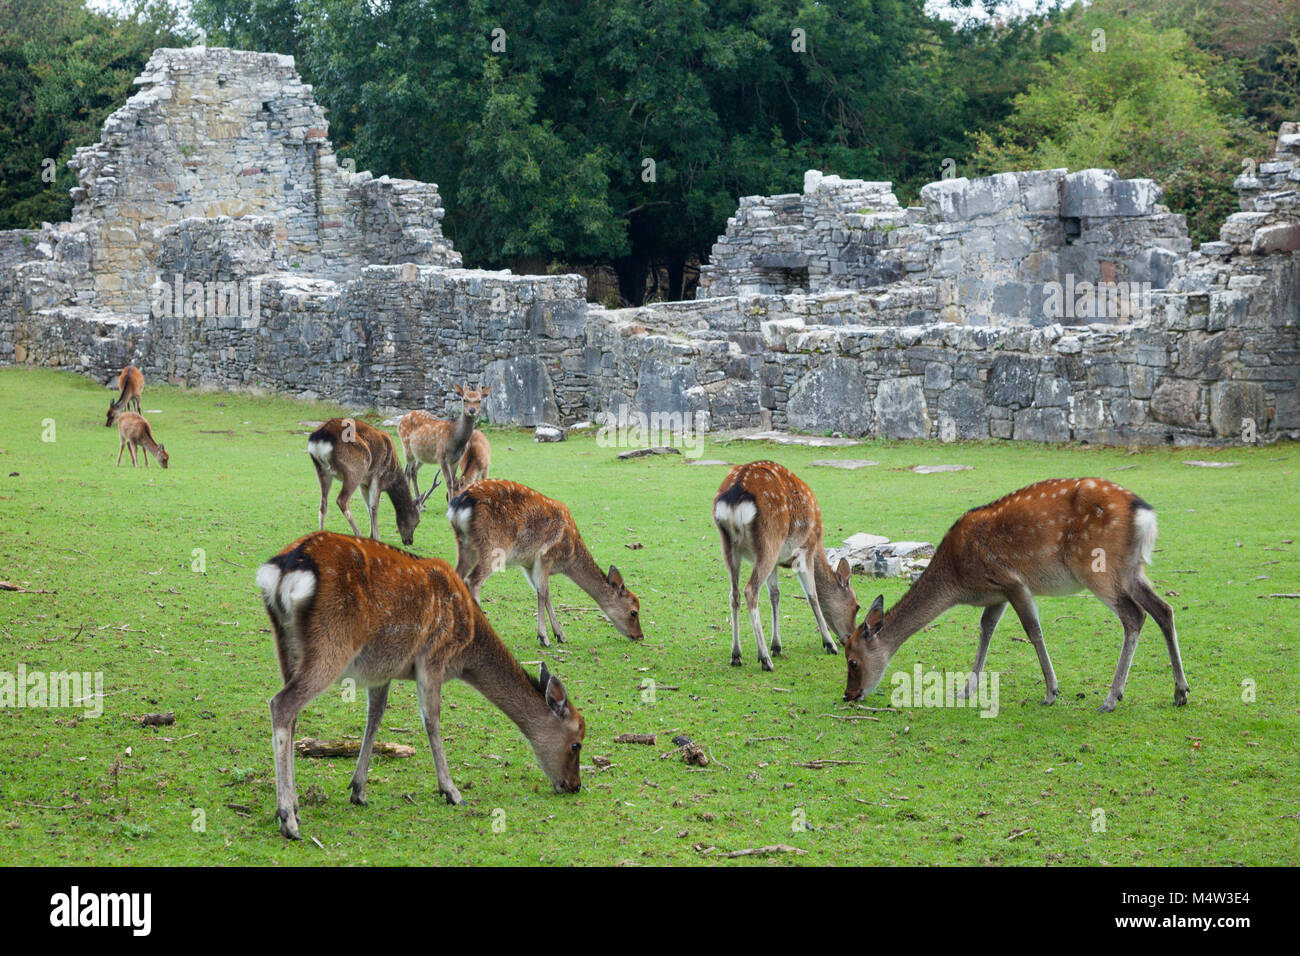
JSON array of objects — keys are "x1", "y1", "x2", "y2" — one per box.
[
  {"x1": 561, "y1": 539, "x2": 617, "y2": 612},
  {"x1": 459, "y1": 604, "x2": 552, "y2": 737},
  {"x1": 385, "y1": 468, "x2": 418, "y2": 515},
  {"x1": 878, "y1": 551, "x2": 960, "y2": 655},
  {"x1": 808, "y1": 540, "x2": 837, "y2": 603},
  {"x1": 449, "y1": 412, "x2": 475, "y2": 456}
]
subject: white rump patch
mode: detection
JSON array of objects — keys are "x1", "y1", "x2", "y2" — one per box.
[
  {"x1": 447, "y1": 504, "x2": 474, "y2": 534},
  {"x1": 255, "y1": 563, "x2": 282, "y2": 602},
  {"x1": 1133, "y1": 508, "x2": 1158, "y2": 565},
  {"x1": 714, "y1": 499, "x2": 757, "y2": 531},
  {"x1": 281, "y1": 569, "x2": 317, "y2": 608},
  {"x1": 307, "y1": 439, "x2": 333, "y2": 462}
]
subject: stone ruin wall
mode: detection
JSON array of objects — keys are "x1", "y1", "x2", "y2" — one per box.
[{"x1": 1, "y1": 46, "x2": 1297, "y2": 444}]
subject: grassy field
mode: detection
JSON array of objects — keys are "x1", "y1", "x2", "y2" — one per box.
[{"x1": 0, "y1": 365, "x2": 1296, "y2": 866}]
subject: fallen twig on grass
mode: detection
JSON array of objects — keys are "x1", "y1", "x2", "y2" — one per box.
[
  {"x1": 0, "y1": 582, "x2": 55, "y2": 594},
  {"x1": 792, "y1": 759, "x2": 870, "y2": 769},
  {"x1": 822, "y1": 713, "x2": 881, "y2": 722},
  {"x1": 1007, "y1": 827, "x2": 1034, "y2": 841},
  {"x1": 295, "y1": 738, "x2": 414, "y2": 758},
  {"x1": 704, "y1": 844, "x2": 807, "y2": 859},
  {"x1": 1260, "y1": 593, "x2": 1300, "y2": 599}
]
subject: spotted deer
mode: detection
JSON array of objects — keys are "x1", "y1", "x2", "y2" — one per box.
[
  {"x1": 307, "y1": 418, "x2": 420, "y2": 546},
  {"x1": 114, "y1": 411, "x2": 169, "y2": 468},
  {"x1": 397, "y1": 385, "x2": 491, "y2": 506},
  {"x1": 105, "y1": 365, "x2": 144, "y2": 426},
  {"x1": 842, "y1": 477, "x2": 1189, "y2": 712},
  {"x1": 446, "y1": 479, "x2": 643, "y2": 646},
  {"x1": 456, "y1": 429, "x2": 491, "y2": 491},
  {"x1": 713, "y1": 461, "x2": 858, "y2": 671},
  {"x1": 257, "y1": 531, "x2": 585, "y2": 839}
]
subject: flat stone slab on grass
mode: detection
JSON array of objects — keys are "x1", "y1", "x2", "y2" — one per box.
[
  {"x1": 812, "y1": 459, "x2": 880, "y2": 469},
  {"x1": 728, "y1": 430, "x2": 861, "y2": 448},
  {"x1": 1184, "y1": 460, "x2": 1240, "y2": 468},
  {"x1": 686, "y1": 459, "x2": 731, "y2": 466},
  {"x1": 911, "y1": 464, "x2": 974, "y2": 474},
  {"x1": 618, "y1": 445, "x2": 682, "y2": 459}
]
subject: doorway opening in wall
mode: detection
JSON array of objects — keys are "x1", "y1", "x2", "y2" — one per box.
[{"x1": 757, "y1": 265, "x2": 809, "y2": 295}]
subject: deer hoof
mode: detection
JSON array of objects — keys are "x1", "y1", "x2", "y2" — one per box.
[
  {"x1": 823, "y1": 643, "x2": 839, "y2": 655},
  {"x1": 1041, "y1": 689, "x2": 1058, "y2": 705},
  {"x1": 349, "y1": 783, "x2": 367, "y2": 806},
  {"x1": 730, "y1": 654, "x2": 743, "y2": 667},
  {"x1": 1174, "y1": 688, "x2": 1188, "y2": 706},
  {"x1": 1098, "y1": 700, "x2": 1117, "y2": 713},
  {"x1": 760, "y1": 658, "x2": 775, "y2": 672},
  {"x1": 537, "y1": 632, "x2": 549, "y2": 647},
  {"x1": 277, "y1": 808, "x2": 301, "y2": 840},
  {"x1": 443, "y1": 788, "x2": 464, "y2": 806}
]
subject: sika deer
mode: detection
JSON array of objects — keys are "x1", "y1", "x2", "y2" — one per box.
[
  {"x1": 713, "y1": 461, "x2": 858, "y2": 671},
  {"x1": 115, "y1": 411, "x2": 169, "y2": 468},
  {"x1": 842, "y1": 478, "x2": 1189, "y2": 712},
  {"x1": 307, "y1": 418, "x2": 420, "y2": 546},
  {"x1": 105, "y1": 365, "x2": 144, "y2": 426},
  {"x1": 456, "y1": 430, "x2": 491, "y2": 491},
  {"x1": 447, "y1": 479, "x2": 643, "y2": 645},
  {"x1": 257, "y1": 531, "x2": 585, "y2": 839},
  {"x1": 397, "y1": 385, "x2": 491, "y2": 506}
]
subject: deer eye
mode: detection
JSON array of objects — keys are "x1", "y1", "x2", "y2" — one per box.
[
  {"x1": 571, "y1": 742, "x2": 581, "y2": 753},
  {"x1": 849, "y1": 659, "x2": 858, "y2": 669}
]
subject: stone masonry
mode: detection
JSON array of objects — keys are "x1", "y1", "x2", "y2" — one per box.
[{"x1": 0, "y1": 47, "x2": 1296, "y2": 444}]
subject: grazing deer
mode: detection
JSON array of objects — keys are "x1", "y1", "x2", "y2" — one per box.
[
  {"x1": 307, "y1": 418, "x2": 420, "y2": 546},
  {"x1": 115, "y1": 411, "x2": 169, "y2": 469},
  {"x1": 397, "y1": 384, "x2": 491, "y2": 507},
  {"x1": 105, "y1": 365, "x2": 144, "y2": 426},
  {"x1": 842, "y1": 477, "x2": 1189, "y2": 712},
  {"x1": 456, "y1": 429, "x2": 491, "y2": 492},
  {"x1": 713, "y1": 461, "x2": 858, "y2": 671},
  {"x1": 447, "y1": 479, "x2": 643, "y2": 646},
  {"x1": 257, "y1": 531, "x2": 585, "y2": 839}
]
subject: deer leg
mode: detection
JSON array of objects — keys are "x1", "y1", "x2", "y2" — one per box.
[
  {"x1": 1100, "y1": 593, "x2": 1146, "y2": 712},
  {"x1": 415, "y1": 669, "x2": 462, "y2": 805},
  {"x1": 1007, "y1": 585, "x2": 1059, "y2": 705},
  {"x1": 718, "y1": 532, "x2": 744, "y2": 666},
  {"x1": 537, "y1": 563, "x2": 567, "y2": 645},
  {"x1": 314, "y1": 461, "x2": 332, "y2": 532},
  {"x1": 407, "y1": 460, "x2": 421, "y2": 501},
  {"x1": 792, "y1": 548, "x2": 839, "y2": 655},
  {"x1": 336, "y1": 477, "x2": 364, "y2": 538},
  {"x1": 1131, "y1": 577, "x2": 1188, "y2": 706},
  {"x1": 269, "y1": 660, "x2": 345, "y2": 840},
  {"x1": 350, "y1": 682, "x2": 390, "y2": 806},
  {"x1": 745, "y1": 553, "x2": 779, "y2": 672},
  {"x1": 960, "y1": 602, "x2": 1007, "y2": 700},
  {"x1": 141, "y1": 441, "x2": 149, "y2": 468},
  {"x1": 117, "y1": 436, "x2": 126, "y2": 466},
  {"x1": 766, "y1": 569, "x2": 783, "y2": 656},
  {"x1": 365, "y1": 481, "x2": 382, "y2": 539},
  {"x1": 129, "y1": 441, "x2": 139, "y2": 467}
]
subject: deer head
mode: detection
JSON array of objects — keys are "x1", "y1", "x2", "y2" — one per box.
[
  {"x1": 601, "y1": 565, "x2": 643, "y2": 640},
  {"x1": 842, "y1": 595, "x2": 890, "y2": 701},
  {"x1": 529, "y1": 663, "x2": 585, "y2": 793}
]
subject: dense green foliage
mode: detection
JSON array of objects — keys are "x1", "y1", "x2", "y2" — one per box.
[
  {"x1": 1, "y1": 368, "x2": 1295, "y2": 864},
  {"x1": 0, "y1": 0, "x2": 186, "y2": 229},
  {"x1": 2, "y1": 0, "x2": 1295, "y2": 291}
]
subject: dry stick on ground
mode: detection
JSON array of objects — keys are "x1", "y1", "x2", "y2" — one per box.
[
  {"x1": 0, "y1": 582, "x2": 56, "y2": 594},
  {"x1": 705, "y1": 844, "x2": 807, "y2": 859},
  {"x1": 1261, "y1": 593, "x2": 1300, "y2": 599},
  {"x1": 822, "y1": 713, "x2": 881, "y2": 722},
  {"x1": 295, "y1": 738, "x2": 414, "y2": 759},
  {"x1": 792, "y1": 759, "x2": 871, "y2": 769},
  {"x1": 1007, "y1": 827, "x2": 1034, "y2": 841}
]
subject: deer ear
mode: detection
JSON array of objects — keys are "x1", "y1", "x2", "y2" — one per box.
[
  {"x1": 866, "y1": 594, "x2": 885, "y2": 635},
  {"x1": 453, "y1": 384, "x2": 465, "y2": 396},
  {"x1": 544, "y1": 671, "x2": 569, "y2": 718},
  {"x1": 607, "y1": 565, "x2": 625, "y2": 591},
  {"x1": 836, "y1": 558, "x2": 851, "y2": 589},
  {"x1": 479, "y1": 386, "x2": 491, "y2": 396}
]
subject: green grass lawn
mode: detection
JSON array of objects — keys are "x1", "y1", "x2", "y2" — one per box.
[{"x1": 0, "y1": 366, "x2": 1296, "y2": 866}]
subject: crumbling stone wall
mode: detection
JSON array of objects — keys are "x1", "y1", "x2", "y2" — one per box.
[{"x1": 0, "y1": 47, "x2": 1295, "y2": 445}]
